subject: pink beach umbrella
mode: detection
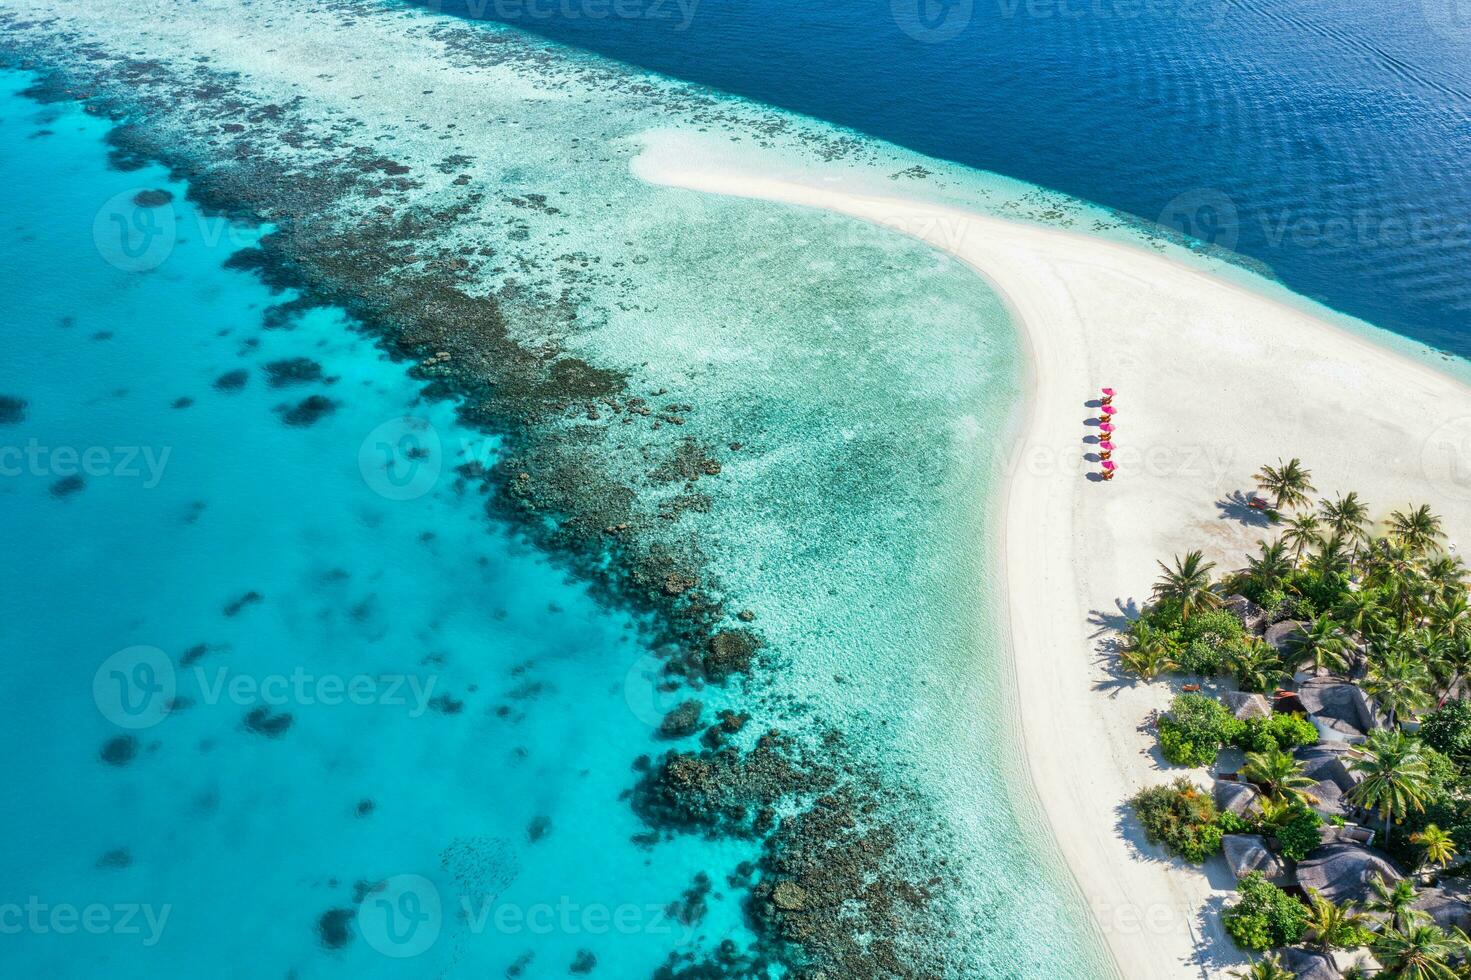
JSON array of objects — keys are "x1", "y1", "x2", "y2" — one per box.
[
  {"x1": 1099, "y1": 441, "x2": 1115, "y2": 451},
  {"x1": 1102, "y1": 460, "x2": 1117, "y2": 471},
  {"x1": 1099, "y1": 422, "x2": 1115, "y2": 434},
  {"x1": 1101, "y1": 387, "x2": 1115, "y2": 396},
  {"x1": 1102, "y1": 405, "x2": 1117, "y2": 415}
]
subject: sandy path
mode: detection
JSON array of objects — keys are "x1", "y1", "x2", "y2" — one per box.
[{"x1": 634, "y1": 131, "x2": 1471, "y2": 978}]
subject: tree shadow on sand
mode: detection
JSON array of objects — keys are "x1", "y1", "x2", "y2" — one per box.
[
  {"x1": 1091, "y1": 597, "x2": 1142, "y2": 697},
  {"x1": 1215, "y1": 490, "x2": 1274, "y2": 528}
]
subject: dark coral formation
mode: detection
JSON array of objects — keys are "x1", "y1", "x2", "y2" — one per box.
[
  {"x1": 242, "y1": 706, "x2": 293, "y2": 737},
  {"x1": 316, "y1": 907, "x2": 353, "y2": 949},
  {"x1": 658, "y1": 700, "x2": 704, "y2": 739},
  {"x1": 131, "y1": 188, "x2": 172, "y2": 207},
  {"x1": 0, "y1": 394, "x2": 26, "y2": 423},
  {"x1": 263, "y1": 356, "x2": 324, "y2": 387},
  {"x1": 99, "y1": 734, "x2": 137, "y2": 766},
  {"x1": 275, "y1": 394, "x2": 338, "y2": 426}
]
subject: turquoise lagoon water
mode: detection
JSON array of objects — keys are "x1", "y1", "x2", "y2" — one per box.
[
  {"x1": 0, "y1": 2, "x2": 1134, "y2": 972},
  {"x1": 0, "y1": 74, "x2": 754, "y2": 977}
]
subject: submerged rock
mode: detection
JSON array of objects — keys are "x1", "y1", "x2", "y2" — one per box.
[
  {"x1": 212, "y1": 368, "x2": 248, "y2": 391},
  {"x1": 242, "y1": 706, "x2": 292, "y2": 737},
  {"x1": 263, "y1": 356, "x2": 324, "y2": 387},
  {"x1": 316, "y1": 908, "x2": 353, "y2": 949},
  {"x1": 275, "y1": 394, "x2": 338, "y2": 426},
  {"x1": 50, "y1": 475, "x2": 85, "y2": 497},
  {"x1": 131, "y1": 188, "x2": 173, "y2": 207},
  {"x1": 0, "y1": 394, "x2": 27, "y2": 423},
  {"x1": 100, "y1": 735, "x2": 138, "y2": 766}
]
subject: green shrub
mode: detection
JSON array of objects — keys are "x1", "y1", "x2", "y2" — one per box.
[
  {"x1": 1175, "y1": 639, "x2": 1225, "y2": 677},
  {"x1": 1254, "y1": 587, "x2": 1287, "y2": 617},
  {"x1": 1230, "y1": 712, "x2": 1318, "y2": 754},
  {"x1": 1267, "y1": 713, "x2": 1318, "y2": 749},
  {"x1": 1158, "y1": 693, "x2": 1243, "y2": 767},
  {"x1": 1421, "y1": 700, "x2": 1471, "y2": 761},
  {"x1": 1218, "y1": 810, "x2": 1255, "y2": 835},
  {"x1": 1276, "y1": 595, "x2": 1317, "y2": 623},
  {"x1": 1181, "y1": 608, "x2": 1246, "y2": 643},
  {"x1": 1273, "y1": 803, "x2": 1323, "y2": 862},
  {"x1": 1132, "y1": 779, "x2": 1224, "y2": 863},
  {"x1": 1223, "y1": 872, "x2": 1309, "y2": 951}
]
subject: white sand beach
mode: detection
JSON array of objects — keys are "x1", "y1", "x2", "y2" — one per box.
[{"x1": 634, "y1": 131, "x2": 1471, "y2": 979}]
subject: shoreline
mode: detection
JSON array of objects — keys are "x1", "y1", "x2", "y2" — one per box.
[{"x1": 633, "y1": 130, "x2": 1471, "y2": 978}]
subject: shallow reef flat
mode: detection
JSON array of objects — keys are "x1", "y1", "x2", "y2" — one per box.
[{"x1": 0, "y1": 0, "x2": 1121, "y2": 975}]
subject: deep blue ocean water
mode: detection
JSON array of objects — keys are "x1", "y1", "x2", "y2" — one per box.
[
  {"x1": 419, "y1": 0, "x2": 1471, "y2": 355},
  {"x1": 0, "y1": 73, "x2": 754, "y2": 977}
]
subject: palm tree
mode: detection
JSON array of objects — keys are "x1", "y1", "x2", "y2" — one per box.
[
  {"x1": 1304, "y1": 889, "x2": 1370, "y2": 952},
  {"x1": 1389, "y1": 504, "x2": 1446, "y2": 557},
  {"x1": 1321, "y1": 491, "x2": 1372, "y2": 545},
  {"x1": 1429, "y1": 634, "x2": 1471, "y2": 705},
  {"x1": 1334, "y1": 587, "x2": 1386, "y2": 639},
  {"x1": 1429, "y1": 592, "x2": 1471, "y2": 646},
  {"x1": 1304, "y1": 533, "x2": 1352, "y2": 580},
  {"x1": 1152, "y1": 551, "x2": 1220, "y2": 620},
  {"x1": 1365, "y1": 537, "x2": 1432, "y2": 628},
  {"x1": 1230, "y1": 954, "x2": 1295, "y2": 980},
  {"x1": 1246, "y1": 539, "x2": 1294, "y2": 594},
  {"x1": 1350, "y1": 729, "x2": 1433, "y2": 842},
  {"x1": 1255, "y1": 457, "x2": 1316, "y2": 512},
  {"x1": 1364, "y1": 647, "x2": 1433, "y2": 726},
  {"x1": 1290, "y1": 616, "x2": 1352, "y2": 676},
  {"x1": 1372, "y1": 923, "x2": 1466, "y2": 980},
  {"x1": 1119, "y1": 623, "x2": 1177, "y2": 681},
  {"x1": 1410, "y1": 823, "x2": 1457, "y2": 872},
  {"x1": 1282, "y1": 512, "x2": 1323, "y2": 563},
  {"x1": 1423, "y1": 555, "x2": 1468, "y2": 604},
  {"x1": 1242, "y1": 746, "x2": 1317, "y2": 804},
  {"x1": 1367, "y1": 873, "x2": 1425, "y2": 933},
  {"x1": 1228, "y1": 638, "x2": 1287, "y2": 694}
]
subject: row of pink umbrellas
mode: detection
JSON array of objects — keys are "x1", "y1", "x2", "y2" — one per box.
[{"x1": 1098, "y1": 387, "x2": 1117, "y2": 480}]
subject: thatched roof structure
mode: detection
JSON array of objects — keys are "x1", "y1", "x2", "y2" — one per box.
[
  {"x1": 1296, "y1": 843, "x2": 1403, "y2": 905},
  {"x1": 1223, "y1": 594, "x2": 1269, "y2": 635},
  {"x1": 1297, "y1": 676, "x2": 1381, "y2": 742},
  {"x1": 1225, "y1": 691, "x2": 1273, "y2": 721},
  {"x1": 1280, "y1": 947, "x2": 1338, "y2": 980},
  {"x1": 1413, "y1": 878, "x2": 1471, "y2": 932},
  {"x1": 1213, "y1": 779, "x2": 1263, "y2": 817},
  {"x1": 1265, "y1": 619, "x2": 1306, "y2": 653},
  {"x1": 1222, "y1": 834, "x2": 1289, "y2": 883},
  {"x1": 1296, "y1": 743, "x2": 1361, "y2": 819}
]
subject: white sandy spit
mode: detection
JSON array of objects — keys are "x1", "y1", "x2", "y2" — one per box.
[{"x1": 633, "y1": 129, "x2": 1471, "y2": 979}]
